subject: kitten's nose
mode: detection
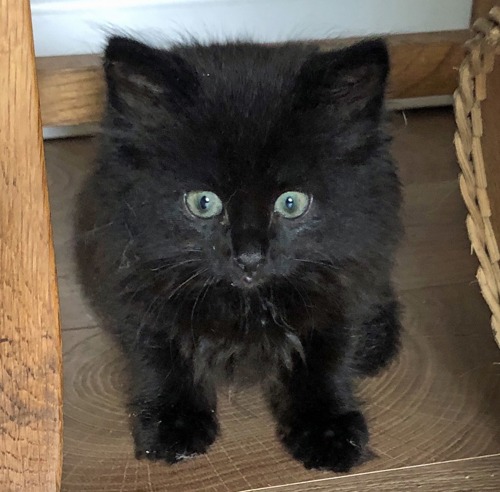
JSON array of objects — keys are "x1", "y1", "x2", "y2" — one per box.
[{"x1": 235, "y1": 251, "x2": 265, "y2": 274}]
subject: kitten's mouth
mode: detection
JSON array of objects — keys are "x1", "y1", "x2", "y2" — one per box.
[{"x1": 230, "y1": 273, "x2": 262, "y2": 289}]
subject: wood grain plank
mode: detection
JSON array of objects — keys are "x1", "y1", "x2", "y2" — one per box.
[
  {"x1": 394, "y1": 222, "x2": 477, "y2": 291},
  {"x1": 36, "y1": 30, "x2": 470, "y2": 127},
  {"x1": 44, "y1": 138, "x2": 98, "y2": 330},
  {"x1": 0, "y1": 1, "x2": 63, "y2": 490},
  {"x1": 246, "y1": 454, "x2": 500, "y2": 491},
  {"x1": 58, "y1": 282, "x2": 500, "y2": 491},
  {"x1": 391, "y1": 109, "x2": 460, "y2": 185}
]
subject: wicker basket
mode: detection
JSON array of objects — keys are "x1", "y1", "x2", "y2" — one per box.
[{"x1": 454, "y1": 6, "x2": 500, "y2": 349}]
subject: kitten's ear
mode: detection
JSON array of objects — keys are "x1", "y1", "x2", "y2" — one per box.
[
  {"x1": 294, "y1": 39, "x2": 389, "y2": 117},
  {"x1": 103, "y1": 36, "x2": 199, "y2": 114}
]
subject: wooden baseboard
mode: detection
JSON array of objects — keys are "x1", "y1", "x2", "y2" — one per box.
[{"x1": 36, "y1": 30, "x2": 470, "y2": 127}]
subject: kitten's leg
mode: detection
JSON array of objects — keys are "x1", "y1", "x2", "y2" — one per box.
[
  {"x1": 266, "y1": 335, "x2": 369, "y2": 472},
  {"x1": 127, "y1": 341, "x2": 218, "y2": 463},
  {"x1": 353, "y1": 299, "x2": 402, "y2": 377}
]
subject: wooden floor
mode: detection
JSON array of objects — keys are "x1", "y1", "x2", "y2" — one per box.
[{"x1": 45, "y1": 108, "x2": 500, "y2": 491}]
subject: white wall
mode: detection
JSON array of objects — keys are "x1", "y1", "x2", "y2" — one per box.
[{"x1": 32, "y1": 0, "x2": 473, "y2": 57}]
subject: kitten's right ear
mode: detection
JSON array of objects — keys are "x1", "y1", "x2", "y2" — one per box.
[{"x1": 103, "y1": 36, "x2": 199, "y2": 114}]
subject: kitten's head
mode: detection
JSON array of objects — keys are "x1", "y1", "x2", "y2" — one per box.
[{"x1": 99, "y1": 37, "x2": 399, "y2": 294}]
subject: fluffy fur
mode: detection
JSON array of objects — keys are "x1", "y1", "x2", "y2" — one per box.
[{"x1": 75, "y1": 36, "x2": 402, "y2": 472}]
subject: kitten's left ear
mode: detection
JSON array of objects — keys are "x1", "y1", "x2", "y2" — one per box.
[{"x1": 294, "y1": 39, "x2": 389, "y2": 118}]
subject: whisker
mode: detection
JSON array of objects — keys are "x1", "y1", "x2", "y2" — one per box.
[
  {"x1": 149, "y1": 258, "x2": 201, "y2": 272},
  {"x1": 118, "y1": 258, "x2": 204, "y2": 317},
  {"x1": 199, "y1": 275, "x2": 215, "y2": 307},
  {"x1": 167, "y1": 268, "x2": 208, "y2": 301},
  {"x1": 73, "y1": 221, "x2": 115, "y2": 239},
  {"x1": 282, "y1": 275, "x2": 315, "y2": 331},
  {"x1": 132, "y1": 291, "x2": 165, "y2": 348},
  {"x1": 267, "y1": 286, "x2": 294, "y2": 332},
  {"x1": 190, "y1": 275, "x2": 212, "y2": 328},
  {"x1": 293, "y1": 257, "x2": 338, "y2": 271}
]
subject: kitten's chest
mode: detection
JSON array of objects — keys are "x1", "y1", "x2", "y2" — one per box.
[{"x1": 187, "y1": 323, "x2": 302, "y2": 385}]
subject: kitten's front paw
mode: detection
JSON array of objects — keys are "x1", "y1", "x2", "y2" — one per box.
[
  {"x1": 133, "y1": 409, "x2": 218, "y2": 464},
  {"x1": 279, "y1": 410, "x2": 369, "y2": 472}
]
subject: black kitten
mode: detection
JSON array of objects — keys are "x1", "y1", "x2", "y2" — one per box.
[{"x1": 76, "y1": 36, "x2": 402, "y2": 472}]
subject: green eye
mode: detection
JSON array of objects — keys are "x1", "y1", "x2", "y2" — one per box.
[
  {"x1": 185, "y1": 191, "x2": 223, "y2": 218},
  {"x1": 274, "y1": 191, "x2": 310, "y2": 219}
]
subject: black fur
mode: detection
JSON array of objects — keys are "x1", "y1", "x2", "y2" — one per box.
[{"x1": 75, "y1": 36, "x2": 403, "y2": 472}]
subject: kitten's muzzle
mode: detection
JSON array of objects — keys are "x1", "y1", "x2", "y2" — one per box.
[{"x1": 233, "y1": 251, "x2": 265, "y2": 287}]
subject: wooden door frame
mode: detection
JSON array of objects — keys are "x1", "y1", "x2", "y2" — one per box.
[{"x1": 0, "y1": 1, "x2": 63, "y2": 490}]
